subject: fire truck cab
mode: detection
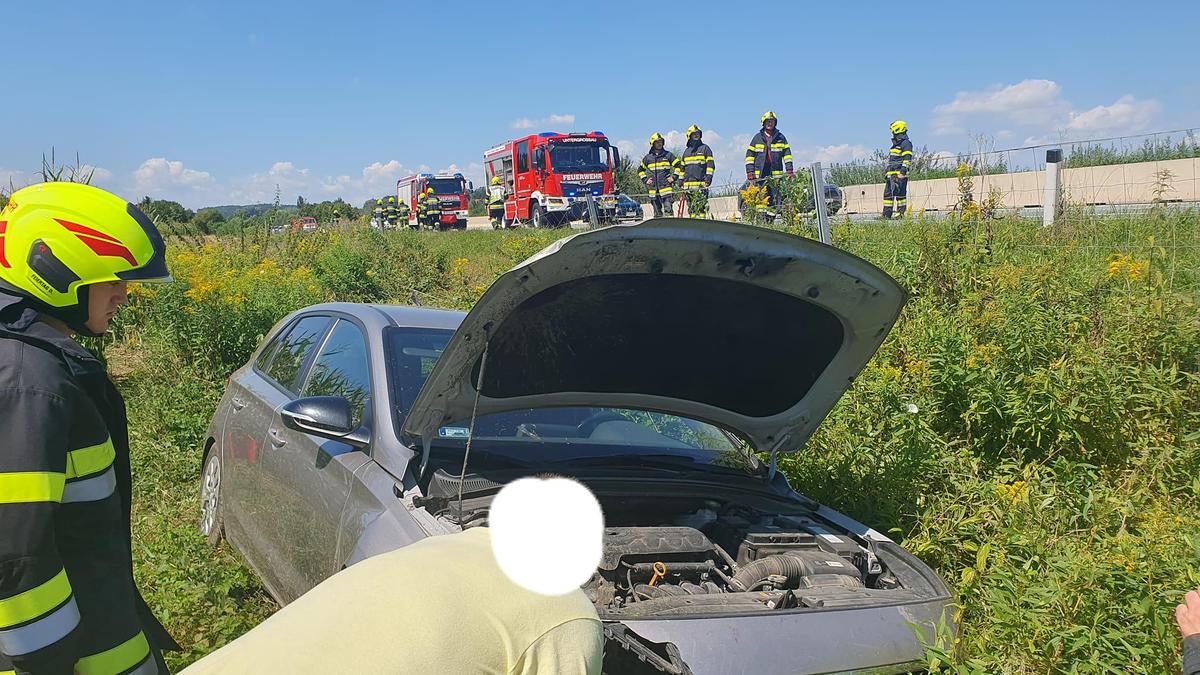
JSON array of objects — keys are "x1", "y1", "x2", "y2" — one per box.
[
  {"x1": 483, "y1": 131, "x2": 619, "y2": 228},
  {"x1": 397, "y1": 172, "x2": 472, "y2": 230}
]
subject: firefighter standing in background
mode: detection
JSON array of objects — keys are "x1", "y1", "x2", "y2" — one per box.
[
  {"x1": 680, "y1": 124, "x2": 715, "y2": 218},
  {"x1": 385, "y1": 196, "x2": 398, "y2": 229},
  {"x1": 373, "y1": 198, "x2": 384, "y2": 228},
  {"x1": 423, "y1": 187, "x2": 441, "y2": 229},
  {"x1": 744, "y1": 111, "x2": 794, "y2": 221},
  {"x1": 883, "y1": 120, "x2": 913, "y2": 219},
  {"x1": 488, "y1": 176, "x2": 506, "y2": 229},
  {"x1": 415, "y1": 190, "x2": 427, "y2": 228},
  {"x1": 638, "y1": 133, "x2": 682, "y2": 218},
  {"x1": 0, "y1": 183, "x2": 178, "y2": 675},
  {"x1": 397, "y1": 196, "x2": 412, "y2": 229}
]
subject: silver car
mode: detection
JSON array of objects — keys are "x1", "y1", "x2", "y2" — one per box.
[{"x1": 199, "y1": 218, "x2": 953, "y2": 674}]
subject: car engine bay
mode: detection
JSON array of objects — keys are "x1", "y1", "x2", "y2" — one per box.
[
  {"x1": 582, "y1": 498, "x2": 927, "y2": 618},
  {"x1": 415, "y1": 470, "x2": 928, "y2": 618}
]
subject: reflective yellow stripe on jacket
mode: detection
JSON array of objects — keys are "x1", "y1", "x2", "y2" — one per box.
[
  {"x1": 0, "y1": 472, "x2": 66, "y2": 504},
  {"x1": 76, "y1": 631, "x2": 156, "y2": 675},
  {"x1": 0, "y1": 568, "x2": 80, "y2": 657}
]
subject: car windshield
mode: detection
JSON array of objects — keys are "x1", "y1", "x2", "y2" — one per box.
[
  {"x1": 386, "y1": 327, "x2": 758, "y2": 474},
  {"x1": 428, "y1": 178, "x2": 465, "y2": 195},
  {"x1": 549, "y1": 141, "x2": 610, "y2": 174}
]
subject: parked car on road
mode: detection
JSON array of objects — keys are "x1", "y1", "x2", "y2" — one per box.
[
  {"x1": 198, "y1": 218, "x2": 953, "y2": 675},
  {"x1": 614, "y1": 193, "x2": 643, "y2": 221}
]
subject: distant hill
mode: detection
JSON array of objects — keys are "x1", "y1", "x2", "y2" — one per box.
[{"x1": 202, "y1": 203, "x2": 293, "y2": 219}]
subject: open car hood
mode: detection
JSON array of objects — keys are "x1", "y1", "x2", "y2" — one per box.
[{"x1": 404, "y1": 218, "x2": 905, "y2": 455}]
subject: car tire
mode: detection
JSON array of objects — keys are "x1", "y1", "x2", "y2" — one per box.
[
  {"x1": 200, "y1": 447, "x2": 224, "y2": 546},
  {"x1": 531, "y1": 203, "x2": 545, "y2": 228}
]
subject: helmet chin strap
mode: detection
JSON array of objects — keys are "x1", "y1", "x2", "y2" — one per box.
[{"x1": 40, "y1": 285, "x2": 103, "y2": 338}]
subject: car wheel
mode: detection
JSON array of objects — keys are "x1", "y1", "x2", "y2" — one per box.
[
  {"x1": 200, "y1": 448, "x2": 224, "y2": 546},
  {"x1": 531, "y1": 203, "x2": 545, "y2": 228}
]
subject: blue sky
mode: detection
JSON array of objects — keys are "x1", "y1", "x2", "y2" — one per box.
[{"x1": 3, "y1": 0, "x2": 1197, "y2": 208}]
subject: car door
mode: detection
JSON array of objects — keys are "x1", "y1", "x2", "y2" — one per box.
[
  {"x1": 226, "y1": 314, "x2": 333, "y2": 597},
  {"x1": 262, "y1": 317, "x2": 374, "y2": 602},
  {"x1": 219, "y1": 320, "x2": 289, "y2": 546},
  {"x1": 515, "y1": 141, "x2": 531, "y2": 219}
]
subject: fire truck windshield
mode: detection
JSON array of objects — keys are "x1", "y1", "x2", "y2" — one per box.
[
  {"x1": 548, "y1": 141, "x2": 610, "y2": 173},
  {"x1": 428, "y1": 178, "x2": 465, "y2": 195}
]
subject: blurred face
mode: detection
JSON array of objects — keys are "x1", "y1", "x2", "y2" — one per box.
[
  {"x1": 689, "y1": 131, "x2": 701, "y2": 142},
  {"x1": 652, "y1": 140, "x2": 664, "y2": 151},
  {"x1": 84, "y1": 280, "x2": 129, "y2": 334},
  {"x1": 764, "y1": 118, "x2": 776, "y2": 131}
]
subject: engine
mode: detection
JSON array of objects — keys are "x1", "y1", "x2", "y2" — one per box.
[{"x1": 584, "y1": 509, "x2": 904, "y2": 618}]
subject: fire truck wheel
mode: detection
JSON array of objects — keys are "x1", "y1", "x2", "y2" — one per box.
[{"x1": 530, "y1": 203, "x2": 545, "y2": 228}]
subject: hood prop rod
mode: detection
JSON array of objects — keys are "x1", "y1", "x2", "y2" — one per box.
[{"x1": 454, "y1": 340, "x2": 489, "y2": 525}]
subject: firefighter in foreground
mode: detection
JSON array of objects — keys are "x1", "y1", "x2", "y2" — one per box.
[
  {"x1": 0, "y1": 183, "x2": 177, "y2": 674},
  {"x1": 373, "y1": 198, "x2": 384, "y2": 228},
  {"x1": 639, "y1": 133, "x2": 682, "y2": 218},
  {"x1": 744, "y1": 111, "x2": 794, "y2": 221},
  {"x1": 680, "y1": 124, "x2": 715, "y2": 218},
  {"x1": 883, "y1": 119, "x2": 913, "y2": 219},
  {"x1": 488, "y1": 176, "x2": 506, "y2": 229}
]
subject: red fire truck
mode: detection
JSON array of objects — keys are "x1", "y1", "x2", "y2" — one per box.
[
  {"x1": 483, "y1": 131, "x2": 619, "y2": 228},
  {"x1": 396, "y1": 171, "x2": 472, "y2": 230}
]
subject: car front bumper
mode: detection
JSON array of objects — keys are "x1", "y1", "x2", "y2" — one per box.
[{"x1": 614, "y1": 596, "x2": 951, "y2": 675}]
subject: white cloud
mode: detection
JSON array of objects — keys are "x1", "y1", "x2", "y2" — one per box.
[
  {"x1": 935, "y1": 79, "x2": 1062, "y2": 116},
  {"x1": 223, "y1": 158, "x2": 433, "y2": 206},
  {"x1": 510, "y1": 113, "x2": 576, "y2": 130},
  {"x1": 930, "y1": 150, "x2": 958, "y2": 168},
  {"x1": 1065, "y1": 95, "x2": 1159, "y2": 134},
  {"x1": 320, "y1": 175, "x2": 352, "y2": 194},
  {"x1": 929, "y1": 79, "x2": 1166, "y2": 147},
  {"x1": 805, "y1": 144, "x2": 872, "y2": 165},
  {"x1": 932, "y1": 79, "x2": 1069, "y2": 136},
  {"x1": 0, "y1": 168, "x2": 33, "y2": 193},
  {"x1": 131, "y1": 158, "x2": 217, "y2": 204},
  {"x1": 133, "y1": 158, "x2": 213, "y2": 190}
]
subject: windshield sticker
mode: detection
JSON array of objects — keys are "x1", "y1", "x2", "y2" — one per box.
[{"x1": 438, "y1": 427, "x2": 470, "y2": 438}]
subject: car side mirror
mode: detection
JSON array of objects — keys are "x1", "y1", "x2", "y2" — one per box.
[{"x1": 280, "y1": 396, "x2": 370, "y2": 448}]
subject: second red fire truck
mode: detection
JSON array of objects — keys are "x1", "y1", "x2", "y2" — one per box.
[
  {"x1": 483, "y1": 131, "x2": 619, "y2": 228},
  {"x1": 396, "y1": 172, "x2": 472, "y2": 230}
]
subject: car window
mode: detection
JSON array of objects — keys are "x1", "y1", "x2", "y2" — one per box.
[
  {"x1": 264, "y1": 315, "x2": 333, "y2": 393},
  {"x1": 254, "y1": 321, "x2": 291, "y2": 371},
  {"x1": 386, "y1": 327, "x2": 752, "y2": 471},
  {"x1": 301, "y1": 320, "x2": 371, "y2": 428}
]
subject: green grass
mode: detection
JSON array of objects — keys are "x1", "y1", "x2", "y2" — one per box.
[
  {"x1": 111, "y1": 215, "x2": 1200, "y2": 672},
  {"x1": 1064, "y1": 137, "x2": 1200, "y2": 169},
  {"x1": 829, "y1": 134, "x2": 1200, "y2": 187}
]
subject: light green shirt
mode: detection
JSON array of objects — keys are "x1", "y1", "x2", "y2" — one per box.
[{"x1": 182, "y1": 528, "x2": 603, "y2": 675}]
